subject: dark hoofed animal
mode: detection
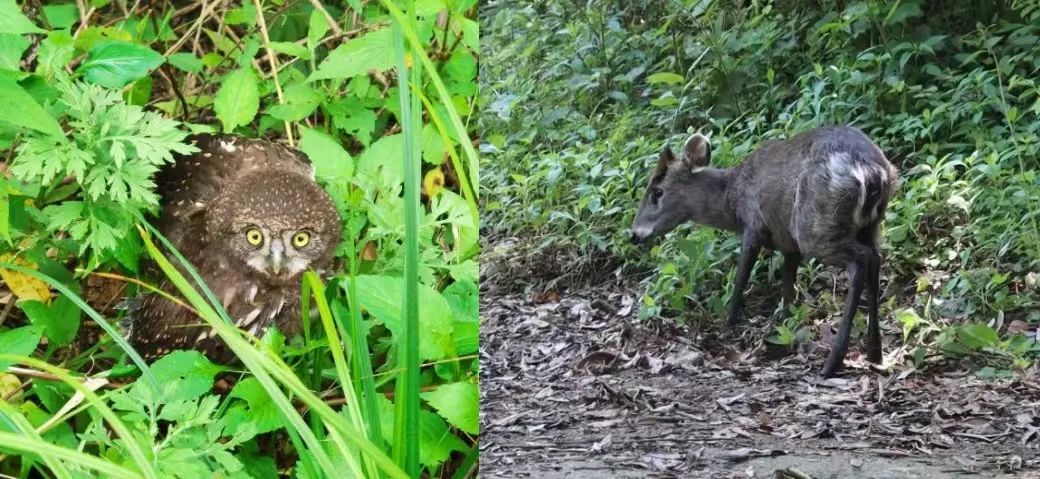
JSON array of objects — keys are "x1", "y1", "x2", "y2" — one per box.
[
  {"x1": 629, "y1": 126, "x2": 898, "y2": 377},
  {"x1": 127, "y1": 133, "x2": 340, "y2": 363}
]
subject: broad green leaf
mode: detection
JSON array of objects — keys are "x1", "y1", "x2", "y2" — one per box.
[
  {"x1": 0, "y1": 0, "x2": 43, "y2": 34},
  {"x1": 42, "y1": 3, "x2": 79, "y2": 29},
  {"x1": 421, "y1": 123, "x2": 446, "y2": 165},
  {"x1": 77, "y1": 41, "x2": 165, "y2": 89},
  {"x1": 307, "y1": 9, "x2": 328, "y2": 52},
  {"x1": 269, "y1": 41, "x2": 311, "y2": 60},
  {"x1": 958, "y1": 323, "x2": 998, "y2": 349},
  {"x1": 646, "y1": 72, "x2": 684, "y2": 85},
  {"x1": 298, "y1": 127, "x2": 353, "y2": 182},
  {"x1": 167, "y1": 52, "x2": 204, "y2": 73},
  {"x1": 0, "y1": 77, "x2": 64, "y2": 137},
  {"x1": 20, "y1": 296, "x2": 80, "y2": 346},
  {"x1": 347, "y1": 275, "x2": 454, "y2": 360},
  {"x1": 0, "y1": 33, "x2": 29, "y2": 71},
  {"x1": 266, "y1": 83, "x2": 323, "y2": 122},
  {"x1": 227, "y1": 377, "x2": 283, "y2": 434},
  {"x1": 0, "y1": 326, "x2": 42, "y2": 369},
  {"x1": 309, "y1": 28, "x2": 394, "y2": 81},
  {"x1": 356, "y1": 133, "x2": 404, "y2": 187},
  {"x1": 421, "y1": 381, "x2": 478, "y2": 434},
  {"x1": 214, "y1": 67, "x2": 259, "y2": 132},
  {"x1": 150, "y1": 350, "x2": 224, "y2": 402}
]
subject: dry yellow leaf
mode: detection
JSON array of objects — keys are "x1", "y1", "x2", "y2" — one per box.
[
  {"x1": 0, "y1": 373, "x2": 22, "y2": 403},
  {"x1": 0, "y1": 254, "x2": 51, "y2": 303}
]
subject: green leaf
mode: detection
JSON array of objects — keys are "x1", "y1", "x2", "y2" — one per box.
[
  {"x1": 266, "y1": 83, "x2": 323, "y2": 122},
  {"x1": 20, "y1": 296, "x2": 80, "y2": 346},
  {"x1": 42, "y1": 3, "x2": 79, "y2": 29},
  {"x1": 228, "y1": 377, "x2": 283, "y2": 434},
  {"x1": 269, "y1": 41, "x2": 311, "y2": 60},
  {"x1": 150, "y1": 350, "x2": 224, "y2": 402},
  {"x1": 646, "y1": 72, "x2": 684, "y2": 85},
  {"x1": 77, "y1": 41, "x2": 165, "y2": 89},
  {"x1": 214, "y1": 67, "x2": 259, "y2": 132},
  {"x1": 0, "y1": 77, "x2": 64, "y2": 137},
  {"x1": 421, "y1": 381, "x2": 479, "y2": 434},
  {"x1": 309, "y1": 28, "x2": 394, "y2": 81},
  {"x1": 328, "y1": 97, "x2": 377, "y2": 145},
  {"x1": 0, "y1": 0, "x2": 44, "y2": 34},
  {"x1": 356, "y1": 133, "x2": 404, "y2": 187},
  {"x1": 167, "y1": 52, "x2": 204, "y2": 73},
  {"x1": 347, "y1": 275, "x2": 454, "y2": 360},
  {"x1": 958, "y1": 323, "x2": 998, "y2": 350},
  {"x1": 0, "y1": 326, "x2": 42, "y2": 369},
  {"x1": 298, "y1": 127, "x2": 353, "y2": 182},
  {"x1": 307, "y1": 10, "x2": 328, "y2": 52},
  {"x1": 421, "y1": 123, "x2": 446, "y2": 165},
  {"x1": 0, "y1": 33, "x2": 29, "y2": 71}
]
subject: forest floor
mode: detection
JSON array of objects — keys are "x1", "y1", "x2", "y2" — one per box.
[{"x1": 479, "y1": 246, "x2": 1040, "y2": 478}]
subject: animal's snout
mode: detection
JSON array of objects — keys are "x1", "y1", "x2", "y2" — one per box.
[{"x1": 628, "y1": 229, "x2": 646, "y2": 244}]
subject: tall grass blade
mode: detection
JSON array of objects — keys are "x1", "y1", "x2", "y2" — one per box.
[
  {"x1": 0, "y1": 432, "x2": 141, "y2": 479},
  {"x1": 391, "y1": 0, "x2": 422, "y2": 475}
]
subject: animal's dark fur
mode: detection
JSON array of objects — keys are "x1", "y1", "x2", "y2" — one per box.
[{"x1": 630, "y1": 126, "x2": 898, "y2": 377}]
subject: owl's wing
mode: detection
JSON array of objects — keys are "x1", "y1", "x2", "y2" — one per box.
[{"x1": 155, "y1": 133, "x2": 316, "y2": 220}]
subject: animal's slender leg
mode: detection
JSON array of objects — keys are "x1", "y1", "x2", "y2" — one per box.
[
  {"x1": 781, "y1": 252, "x2": 801, "y2": 310},
  {"x1": 864, "y1": 245, "x2": 882, "y2": 364},
  {"x1": 728, "y1": 232, "x2": 762, "y2": 327},
  {"x1": 821, "y1": 247, "x2": 868, "y2": 377}
]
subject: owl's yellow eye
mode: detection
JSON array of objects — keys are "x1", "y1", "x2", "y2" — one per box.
[
  {"x1": 245, "y1": 228, "x2": 264, "y2": 246},
  {"x1": 292, "y1": 231, "x2": 310, "y2": 248}
]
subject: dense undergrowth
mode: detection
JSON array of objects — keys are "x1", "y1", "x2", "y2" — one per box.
[
  {"x1": 0, "y1": 0, "x2": 477, "y2": 477},
  {"x1": 482, "y1": 0, "x2": 1040, "y2": 373}
]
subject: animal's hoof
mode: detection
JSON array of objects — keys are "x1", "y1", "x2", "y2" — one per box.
[{"x1": 866, "y1": 338, "x2": 882, "y2": 364}]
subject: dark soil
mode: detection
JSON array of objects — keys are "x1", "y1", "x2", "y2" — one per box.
[{"x1": 479, "y1": 278, "x2": 1040, "y2": 478}]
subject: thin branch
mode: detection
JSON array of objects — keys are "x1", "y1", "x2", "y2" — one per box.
[{"x1": 253, "y1": 0, "x2": 294, "y2": 145}]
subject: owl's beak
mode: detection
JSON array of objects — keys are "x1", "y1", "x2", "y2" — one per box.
[{"x1": 267, "y1": 239, "x2": 285, "y2": 275}]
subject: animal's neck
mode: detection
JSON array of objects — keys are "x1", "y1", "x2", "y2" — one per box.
[{"x1": 683, "y1": 168, "x2": 741, "y2": 232}]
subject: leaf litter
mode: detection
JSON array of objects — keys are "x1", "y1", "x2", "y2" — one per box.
[{"x1": 480, "y1": 279, "x2": 1040, "y2": 478}]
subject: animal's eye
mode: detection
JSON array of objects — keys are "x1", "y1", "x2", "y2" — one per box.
[
  {"x1": 651, "y1": 187, "x2": 664, "y2": 202},
  {"x1": 292, "y1": 231, "x2": 311, "y2": 248},
  {"x1": 245, "y1": 228, "x2": 264, "y2": 246}
]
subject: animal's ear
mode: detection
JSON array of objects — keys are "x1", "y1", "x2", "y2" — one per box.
[
  {"x1": 658, "y1": 145, "x2": 677, "y2": 166},
  {"x1": 682, "y1": 134, "x2": 711, "y2": 170}
]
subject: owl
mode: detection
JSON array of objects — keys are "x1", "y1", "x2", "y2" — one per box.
[{"x1": 128, "y1": 133, "x2": 340, "y2": 362}]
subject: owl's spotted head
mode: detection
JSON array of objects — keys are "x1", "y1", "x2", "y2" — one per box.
[{"x1": 207, "y1": 170, "x2": 339, "y2": 281}]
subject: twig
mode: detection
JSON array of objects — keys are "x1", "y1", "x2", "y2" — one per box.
[
  {"x1": 252, "y1": 0, "x2": 294, "y2": 145},
  {"x1": 162, "y1": 0, "x2": 222, "y2": 57}
]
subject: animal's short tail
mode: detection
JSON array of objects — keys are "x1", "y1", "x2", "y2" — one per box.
[{"x1": 857, "y1": 162, "x2": 897, "y2": 226}]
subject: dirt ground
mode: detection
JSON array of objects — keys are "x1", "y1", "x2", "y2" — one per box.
[{"x1": 479, "y1": 277, "x2": 1040, "y2": 478}]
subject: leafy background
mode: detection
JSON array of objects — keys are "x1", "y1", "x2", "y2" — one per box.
[
  {"x1": 482, "y1": 0, "x2": 1040, "y2": 373},
  {"x1": 0, "y1": 0, "x2": 478, "y2": 477}
]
